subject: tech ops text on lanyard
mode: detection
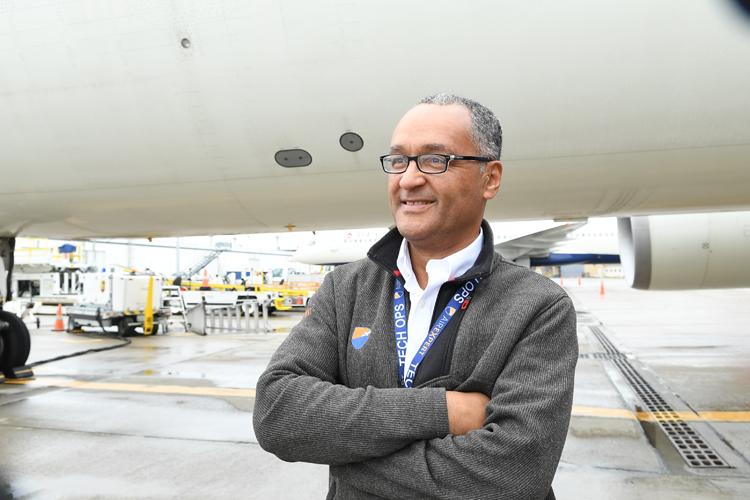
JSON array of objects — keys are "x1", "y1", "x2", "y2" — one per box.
[{"x1": 393, "y1": 277, "x2": 483, "y2": 388}]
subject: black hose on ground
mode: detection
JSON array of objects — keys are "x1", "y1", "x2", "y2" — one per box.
[{"x1": 27, "y1": 308, "x2": 131, "y2": 368}]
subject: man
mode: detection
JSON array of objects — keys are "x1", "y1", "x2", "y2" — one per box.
[{"x1": 254, "y1": 94, "x2": 578, "y2": 499}]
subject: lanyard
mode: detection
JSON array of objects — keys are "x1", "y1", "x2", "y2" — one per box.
[{"x1": 393, "y1": 277, "x2": 482, "y2": 388}]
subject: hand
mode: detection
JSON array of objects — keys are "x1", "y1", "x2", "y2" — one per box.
[{"x1": 446, "y1": 391, "x2": 490, "y2": 436}]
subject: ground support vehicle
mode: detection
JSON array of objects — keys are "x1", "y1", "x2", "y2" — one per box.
[
  {"x1": 279, "y1": 291, "x2": 315, "y2": 309},
  {"x1": 11, "y1": 264, "x2": 90, "y2": 314},
  {"x1": 180, "y1": 289, "x2": 270, "y2": 308},
  {"x1": 31, "y1": 295, "x2": 80, "y2": 315},
  {"x1": 171, "y1": 278, "x2": 320, "y2": 314},
  {"x1": 66, "y1": 273, "x2": 167, "y2": 335},
  {"x1": 174, "y1": 284, "x2": 280, "y2": 314}
]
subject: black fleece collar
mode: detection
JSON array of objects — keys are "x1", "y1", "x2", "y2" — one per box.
[{"x1": 367, "y1": 219, "x2": 496, "y2": 284}]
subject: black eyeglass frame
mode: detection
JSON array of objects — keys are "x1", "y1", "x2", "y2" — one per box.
[{"x1": 379, "y1": 154, "x2": 495, "y2": 174}]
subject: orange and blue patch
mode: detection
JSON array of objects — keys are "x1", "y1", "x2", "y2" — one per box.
[{"x1": 352, "y1": 327, "x2": 371, "y2": 349}]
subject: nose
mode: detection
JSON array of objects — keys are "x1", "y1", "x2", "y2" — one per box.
[{"x1": 398, "y1": 158, "x2": 427, "y2": 190}]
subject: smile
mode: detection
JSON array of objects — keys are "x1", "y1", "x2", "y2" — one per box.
[{"x1": 403, "y1": 201, "x2": 432, "y2": 205}]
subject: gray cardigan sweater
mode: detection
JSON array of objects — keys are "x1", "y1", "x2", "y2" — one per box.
[{"x1": 254, "y1": 221, "x2": 578, "y2": 499}]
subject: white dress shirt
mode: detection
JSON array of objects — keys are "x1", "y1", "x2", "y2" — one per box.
[{"x1": 396, "y1": 228, "x2": 484, "y2": 375}]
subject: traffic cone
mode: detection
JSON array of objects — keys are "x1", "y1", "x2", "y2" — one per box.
[
  {"x1": 578, "y1": 277, "x2": 582, "y2": 286},
  {"x1": 52, "y1": 304, "x2": 65, "y2": 331},
  {"x1": 201, "y1": 270, "x2": 210, "y2": 288},
  {"x1": 600, "y1": 280, "x2": 606, "y2": 297}
]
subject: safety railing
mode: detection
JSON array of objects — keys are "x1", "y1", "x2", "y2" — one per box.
[
  {"x1": 14, "y1": 239, "x2": 84, "y2": 265},
  {"x1": 205, "y1": 299, "x2": 274, "y2": 333}
]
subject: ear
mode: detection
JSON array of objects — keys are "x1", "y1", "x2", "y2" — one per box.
[{"x1": 482, "y1": 161, "x2": 502, "y2": 200}]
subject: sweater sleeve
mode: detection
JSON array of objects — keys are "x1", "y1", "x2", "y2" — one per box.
[
  {"x1": 329, "y1": 295, "x2": 578, "y2": 500},
  {"x1": 252, "y1": 271, "x2": 451, "y2": 465}
]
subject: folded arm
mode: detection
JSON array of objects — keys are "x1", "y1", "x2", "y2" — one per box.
[
  {"x1": 253, "y1": 273, "x2": 451, "y2": 465},
  {"x1": 330, "y1": 295, "x2": 578, "y2": 500}
]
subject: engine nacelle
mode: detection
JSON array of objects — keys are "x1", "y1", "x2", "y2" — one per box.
[{"x1": 618, "y1": 212, "x2": 750, "y2": 290}]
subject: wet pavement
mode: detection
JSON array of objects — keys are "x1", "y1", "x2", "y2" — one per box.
[
  {"x1": 0, "y1": 278, "x2": 749, "y2": 499},
  {"x1": 556, "y1": 278, "x2": 750, "y2": 499},
  {"x1": 0, "y1": 313, "x2": 329, "y2": 499}
]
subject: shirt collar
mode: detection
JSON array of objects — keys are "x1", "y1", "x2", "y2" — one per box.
[{"x1": 396, "y1": 228, "x2": 484, "y2": 294}]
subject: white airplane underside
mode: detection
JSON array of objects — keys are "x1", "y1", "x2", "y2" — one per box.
[{"x1": 1, "y1": 0, "x2": 750, "y2": 241}]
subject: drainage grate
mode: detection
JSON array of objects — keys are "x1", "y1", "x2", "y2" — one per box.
[
  {"x1": 579, "y1": 353, "x2": 628, "y2": 360},
  {"x1": 588, "y1": 326, "x2": 729, "y2": 468}
]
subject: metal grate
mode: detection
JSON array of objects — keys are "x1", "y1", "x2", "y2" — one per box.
[
  {"x1": 579, "y1": 353, "x2": 628, "y2": 360},
  {"x1": 588, "y1": 326, "x2": 729, "y2": 468}
]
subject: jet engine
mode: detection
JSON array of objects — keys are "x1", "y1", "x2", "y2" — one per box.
[{"x1": 617, "y1": 212, "x2": 750, "y2": 290}]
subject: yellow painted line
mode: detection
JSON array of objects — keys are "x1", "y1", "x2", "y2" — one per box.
[
  {"x1": 572, "y1": 406, "x2": 750, "y2": 422},
  {"x1": 572, "y1": 406, "x2": 635, "y2": 419},
  {"x1": 2, "y1": 381, "x2": 747, "y2": 421},
  {"x1": 636, "y1": 411, "x2": 702, "y2": 422},
  {"x1": 4, "y1": 378, "x2": 255, "y2": 398},
  {"x1": 698, "y1": 411, "x2": 750, "y2": 422}
]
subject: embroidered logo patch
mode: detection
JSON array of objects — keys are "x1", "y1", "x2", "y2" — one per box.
[{"x1": 352, "y1": 327, "x2": 372, "y2": 349}]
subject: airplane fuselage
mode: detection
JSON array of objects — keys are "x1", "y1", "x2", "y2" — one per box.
[{"x1": 2, "y1": 1, "x2": 750, "y2": 239}]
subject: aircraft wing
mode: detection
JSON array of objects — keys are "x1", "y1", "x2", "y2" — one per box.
[{"x1": 495, "y1": 222, "x2": 588, "y2": 261}]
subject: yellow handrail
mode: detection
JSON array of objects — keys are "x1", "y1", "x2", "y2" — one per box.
[
  {"x1": 167, "y1": 280, "x2": 316, "y2": 295},
  {"x1": 14, "y1": 238, "x2": 84, "y2": 265}
]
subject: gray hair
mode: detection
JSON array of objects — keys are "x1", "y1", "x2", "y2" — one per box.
[{"x1": 417, "y1": 93, "x2": 502, "y2": 171}]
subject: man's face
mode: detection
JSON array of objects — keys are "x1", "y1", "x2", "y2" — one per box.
[{"x1": 388, "y1": 103, "x2": 501, "y2": 250}]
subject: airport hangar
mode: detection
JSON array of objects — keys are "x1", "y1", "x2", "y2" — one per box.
[{"x1": 1, "y1": 1, "x2": 750, "y2": 498}]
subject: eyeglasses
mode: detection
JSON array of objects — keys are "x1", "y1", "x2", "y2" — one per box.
[{"x1": 380, "y1": 154, "x2": 494, "y2": 174}]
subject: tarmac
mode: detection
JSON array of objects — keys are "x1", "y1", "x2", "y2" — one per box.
[{"x1": 1, "y1": 277, "x2": 749, "y2": 499}]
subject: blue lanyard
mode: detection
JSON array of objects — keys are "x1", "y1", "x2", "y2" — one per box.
[{"x1": 393, "y1": 277, "x2": 482, "y2": 388}]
